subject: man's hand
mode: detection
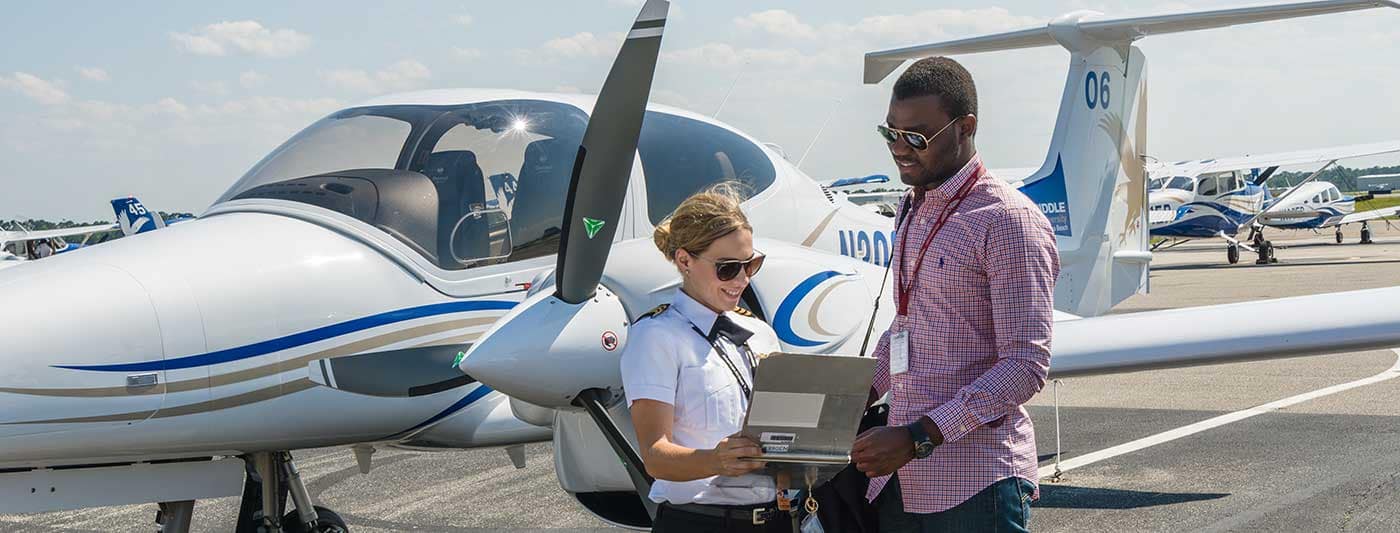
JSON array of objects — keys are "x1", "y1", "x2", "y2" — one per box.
[
  {"x1": 711, "y1": 435, "x2": 766, "y2": 477},
  {"x1": 851, "y1": 426, "x2": 915, "y2": 478}
]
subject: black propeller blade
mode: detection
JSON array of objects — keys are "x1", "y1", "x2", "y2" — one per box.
[{"x1": 555, "y1": 0, "x2": 669, "y2": 305}]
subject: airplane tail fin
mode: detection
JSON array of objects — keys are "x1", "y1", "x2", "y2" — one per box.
[
  {"x1": 111, "y1": 197, "x2": 166, "y2": 236},
  {"x1": 865, "y1": 0, "x2": 1396, "y2": 316}
]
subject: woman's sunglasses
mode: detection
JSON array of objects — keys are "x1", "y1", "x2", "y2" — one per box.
[
  {"x1": 876, "y1": 115, "x2": 971, "y2": 151},
  {"x1": 690, "y1": 251, "x2": 765, "y2": 281}
]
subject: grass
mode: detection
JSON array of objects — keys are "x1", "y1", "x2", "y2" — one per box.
[{"x1": 1355, "y1": 194, "x2": 1400, "y2": 219}]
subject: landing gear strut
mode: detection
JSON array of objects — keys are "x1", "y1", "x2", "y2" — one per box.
[
  {"x1": 235, "y1": 452, "x2": 349, "y2": 533},
  {"x1": 1360, "y1": 222, "x2": 1374, "y2": 244}
]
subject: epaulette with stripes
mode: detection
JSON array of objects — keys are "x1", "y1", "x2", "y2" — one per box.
[
  {"x1": 731, "y1": 306, "x2": 754, "y2": 318},
  {"x1": 638, "y1": 304, "x2": 670, "y2": 321}
]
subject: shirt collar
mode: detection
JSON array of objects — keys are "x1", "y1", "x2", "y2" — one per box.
[
  {"x1": 672, "y1": 288, "x2": 722, "y2": 335},
  {"x1": 929, "y1": 152, "x2": 984, "y2": 200}
]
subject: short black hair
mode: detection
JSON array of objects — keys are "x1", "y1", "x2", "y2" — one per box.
[{"x1": 892, "y1": 56, "x2": 978, "y2": 118}]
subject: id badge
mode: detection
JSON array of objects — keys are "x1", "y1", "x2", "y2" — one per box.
[{"x1": 890, "y1": 330, "x2": 910, "y2": 375}]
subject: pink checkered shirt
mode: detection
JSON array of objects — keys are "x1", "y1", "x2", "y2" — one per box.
[{"x1": 866, "y1": 154, "x2": 1060, "y2": 513}]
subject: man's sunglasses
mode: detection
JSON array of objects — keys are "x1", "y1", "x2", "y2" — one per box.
[
  {"x1": 690, "y1": 251, "x2": 766, "y2": 281},
  {"x1": 876, "y1": 115, "x2": 971, "y2": 151}
]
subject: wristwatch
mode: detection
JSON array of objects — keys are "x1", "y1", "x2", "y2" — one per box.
[{"x1": 905, "y1": 420, "x2": 936, "y2": 459}]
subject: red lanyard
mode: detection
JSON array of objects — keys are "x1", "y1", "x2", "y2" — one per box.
[{"x1": 896, "y1": 167, "x2": 982, "y2": 316}]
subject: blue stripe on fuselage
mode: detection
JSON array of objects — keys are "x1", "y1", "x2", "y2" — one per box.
[{"x1": 55, "y1": 300, "x2": 517, "y2": 372}]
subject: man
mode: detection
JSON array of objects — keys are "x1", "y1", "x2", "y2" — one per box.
[{"x1": 849, "y1": 56, "x2": 1060, "y2": 531}]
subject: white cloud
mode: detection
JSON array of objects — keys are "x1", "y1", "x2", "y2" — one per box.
[
  {"x1": 76, "y1": 67, "x2": 109, "y2": 82},
  {"x1": 453, "y1": 14, "x2": 473, "y2": 27},
  {"x1": 170, "y1": 21, "x2": 310, "y2": 58},
  {"x1": 839, "y1": 7, "x2": 1038, "y2": 44},
  {"x1": 189, "y1": 80, "x2": 231, "y2": 97},
  {"x1": 661, "y1": 43, "x2": 841, "y2": 71},
  {"x1": 147, "y1": 97, "x2": 190, "y2": 116},
  {"x1": 0, "y1": 72, "x2": 70, "y2": 105},
  {"x1": 321, "y1": 59, "x2": 432, "y2": 94},
  {"x1": 541, "y1": 31, "x2": 623, "y2": 59},
  {"x1": 453, "y1": 47, "x2": 485, "y2": 60},
  {"x1": 734, "y1": 10, "x2": 817, "y2": 40},
  {"x1": 239, "y1": 70, "x2": 268, "y2": 89}
]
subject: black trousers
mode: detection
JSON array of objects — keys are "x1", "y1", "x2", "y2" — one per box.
[{"x1": 653, "y1": 502, "x2": 795, "y2": 533}]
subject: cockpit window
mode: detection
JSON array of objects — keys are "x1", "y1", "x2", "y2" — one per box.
[
  {"x1": 638, "y1": 112, "x2": 775, "y2": 225},
  {"x1": 216, "y1": 100, "x2": 587, "y2": 270}
]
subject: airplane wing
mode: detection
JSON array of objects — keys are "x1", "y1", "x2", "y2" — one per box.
[
  {"x1": 1165, "y1": 140, "x2": 1400, "y2": 181},
  {"x1": 1050, "y1": 285, "x2": 1400, "y2": 378},
  {"x1": 1324, "y1": 205, "x2": 1400, "y2": 227},
  {"x1": 0, "y1": 223, "x2": 118, "y2": 245}
]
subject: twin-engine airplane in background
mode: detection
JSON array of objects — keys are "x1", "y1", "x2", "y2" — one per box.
[
  {"x1": 1148, "y1": 140, "x2": 1400, "y2": 263},
  {"x1": 2, "y1": 0, "x2": 1400, "y2": 532}
]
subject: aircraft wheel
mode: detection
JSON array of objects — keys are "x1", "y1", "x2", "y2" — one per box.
[
  {"x1": 1227, "y1": 244, "x2": 1240, "y2": 264},
  {"x1": 1256, "y1": 241, "x2": 1276, "y2": 264},
  {"x1": 281, "y1": 506, "x2": 348, "y2": 533},
  {"x1": 1336, "y1": 230, "x2": 1344, "y2": 244},
  {"x1": 1361, "y1": 227, "x2": 1373, "y2": 244}
]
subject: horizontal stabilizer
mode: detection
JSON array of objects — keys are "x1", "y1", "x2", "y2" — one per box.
[{"x1": 865, "y1": 0, "x2": 1398, "y2": 83}]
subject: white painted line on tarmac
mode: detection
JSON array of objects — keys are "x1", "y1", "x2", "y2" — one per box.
[{"x1": 1039, "y1": 348, "x2": 1400, "y2": 480}]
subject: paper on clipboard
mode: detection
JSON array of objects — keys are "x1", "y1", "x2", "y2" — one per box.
[{"x1": 746, "y1": 391, "x2": 825, "y2": 428}]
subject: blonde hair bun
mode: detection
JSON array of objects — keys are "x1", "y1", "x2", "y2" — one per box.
[{"x1": 652, "y1": 182, "x2": 753, "y2": 262}]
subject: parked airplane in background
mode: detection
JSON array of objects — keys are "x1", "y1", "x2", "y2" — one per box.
[
  {"x1": 1255, "y1": 181, "x2": 1400, "y2": 243},
  {"x1": 1148, "y1": 140, "x2": 1400, "y2": 263},
  {"x1": 0, "y1": 221, "x2": 116, "y2": 269},
  {"x1": 111, "y1": 196, "x2": 196, "y2": 237}
]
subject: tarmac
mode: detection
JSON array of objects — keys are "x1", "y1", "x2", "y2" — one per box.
[{"x1": 4, "y1": 224, "x2": 1399, "y2": 532}]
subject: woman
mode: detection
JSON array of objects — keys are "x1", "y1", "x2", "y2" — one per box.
[{"x1": 620, "y1": 183, "x2": 789, "y2": 532}]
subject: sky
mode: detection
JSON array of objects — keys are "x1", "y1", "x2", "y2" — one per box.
[{"x1": 2, "y1": 0, "x2": 1398, "y2": 221}]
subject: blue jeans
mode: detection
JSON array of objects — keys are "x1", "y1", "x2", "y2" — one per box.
[{"x1": 876, "y1": 475, "x2": 1034, "y2": 532}]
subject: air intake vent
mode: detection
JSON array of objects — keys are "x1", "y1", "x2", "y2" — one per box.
[{"x1": 820, "y1": 186, "x2": 836, "y2": 204}]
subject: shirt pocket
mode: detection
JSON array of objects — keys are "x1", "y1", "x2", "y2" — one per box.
[{"x1": 678, "y1": 363, "x2": 742, "y2": 433}]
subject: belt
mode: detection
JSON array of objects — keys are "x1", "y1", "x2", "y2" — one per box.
[{"x1": 662, "y1": 502, "x2": 783, "y2": 525}]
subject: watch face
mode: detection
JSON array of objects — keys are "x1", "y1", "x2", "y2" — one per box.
[{"x1": 915, "y1": 441, "x2": 935, "y2": 459}]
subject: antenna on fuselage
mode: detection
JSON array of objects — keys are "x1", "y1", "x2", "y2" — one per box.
[
  {"x1": 712, "y1": 60, "x2": 749, "y2": 119},
  {"x1": 796, "y1": 97, "x2": 843, "y2": 170}
]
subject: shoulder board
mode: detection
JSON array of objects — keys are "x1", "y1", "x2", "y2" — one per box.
[
  {"x1": 731, "y1": 306, "x2": 754, "y2": 318},
  {"x1": 638, "y1": 304, "x2": 670, "y2": 321}
]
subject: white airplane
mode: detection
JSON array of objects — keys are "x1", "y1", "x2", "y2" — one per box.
[
  {"x1": 451, "y1": 0, "x2": 1400, "y2": 529},
  {"x1": 1148, "y1": 140, "x2": 1400, "y2": 263},
  {"x1": 1, "y1": 1, "x2": 1397, "y2": 531}
]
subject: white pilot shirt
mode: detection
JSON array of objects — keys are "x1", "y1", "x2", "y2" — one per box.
[{"x1": 620, "y1": 289, "x2": 782, "y2": 505}]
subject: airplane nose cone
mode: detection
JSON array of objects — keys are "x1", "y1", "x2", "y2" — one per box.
[
  {"x1": 0, "y1": 261, "x2": 164, "y2": 404},
  {"x1": 460, "y1": 286, "x2": 630, "y2": 409}
]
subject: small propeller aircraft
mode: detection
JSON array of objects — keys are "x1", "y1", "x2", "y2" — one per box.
[
  {"x1": 2, "y1": 1, "x2": 1399, "y2": 532},
  {"x1": 1148, "y1": 140, "x2": 1400, "y2": 263}
]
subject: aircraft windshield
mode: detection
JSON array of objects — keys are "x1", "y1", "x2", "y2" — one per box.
[
  {"x1": 1162, "y1": 176, "x2": 1194, "y2": 191},
  {"x1": 216, "y1": 100, "x2": 589, "y2": 270}
]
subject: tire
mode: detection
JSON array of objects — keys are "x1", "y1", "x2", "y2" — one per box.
[
  {"x1": 1227, "y1": 245, "x2": 1240, "y2": 265},
  {"x1": 281, "y1": 506, "x2": 348, "y2": 533},
  {"x1": 1336, "y1": 231, "x2": 1344, "y2": 244}
]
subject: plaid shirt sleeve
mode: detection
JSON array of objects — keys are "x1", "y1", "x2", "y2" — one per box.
[
  {"x1": 871, "y1": 328, "x2": 891, "y2": 396},
  {"x1": 926, "y1": 206, "x2": 1058, "y2": 443}
]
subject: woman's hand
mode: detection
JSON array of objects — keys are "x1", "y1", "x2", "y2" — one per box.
[{"x1": 711, "y1": 434, "x2": 766, "y2": 477}]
